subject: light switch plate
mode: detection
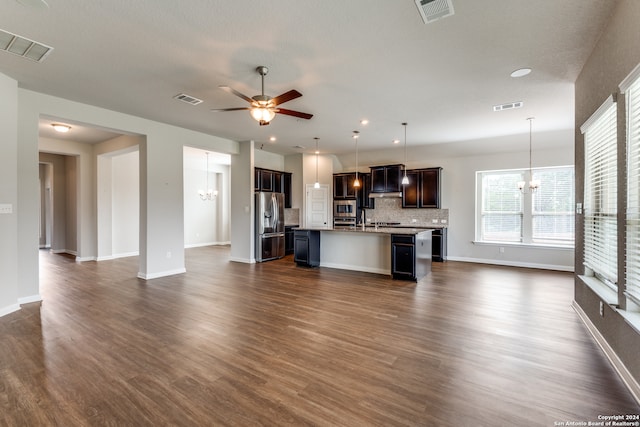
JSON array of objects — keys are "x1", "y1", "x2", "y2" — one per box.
[{"x1": 0, "y1": 204, "x2": 13, "y2": 214}]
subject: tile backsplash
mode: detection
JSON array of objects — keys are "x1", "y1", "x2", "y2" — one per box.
[
  {"x1": 284, "y1": 208, "x2": 300, "y2": 225},
  {"x1": 364, "y1": 198, "x2": 449, "y2": 227}
]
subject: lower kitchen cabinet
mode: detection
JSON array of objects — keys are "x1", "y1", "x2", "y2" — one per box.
[
  {"x1": 285, "y1": 225, "x2": 296, "y2": 255},
  {"x1": 432, "y1": 228, "x2": 447, "y2": 262},
  {"x1": 391, "y1": 231, "x2": 432, "y2": 281},
  {"x1": 294, "y1": 229, "x2": 320, "y2": 267}
]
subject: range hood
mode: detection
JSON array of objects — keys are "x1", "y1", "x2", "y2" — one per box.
[{"x1": 368, "y1": 192, "x2": 402, "y2": 198}]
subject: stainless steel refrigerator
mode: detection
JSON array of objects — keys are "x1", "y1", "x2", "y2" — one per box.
[{"x1": 255, "y1": 192, "x2": 285, "y2": 262}]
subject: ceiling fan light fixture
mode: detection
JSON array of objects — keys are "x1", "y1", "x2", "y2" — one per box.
[{"x1": 250, "y1": 107, "x2": 276, "y2": 123}]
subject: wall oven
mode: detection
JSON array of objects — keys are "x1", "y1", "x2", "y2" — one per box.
[{"x1": 333, "y1": 200, "x2": 357, "y2": 228}]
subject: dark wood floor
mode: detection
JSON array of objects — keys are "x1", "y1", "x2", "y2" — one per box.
[{"x1": 1, "y1": 247, "x2": 638, "y2": 426}]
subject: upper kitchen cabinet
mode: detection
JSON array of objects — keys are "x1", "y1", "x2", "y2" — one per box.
[
  {"x1": 255, "y1": 168, "x2": 291, "y2": 207},
  {"x1": 333, "y1": 173, "x2": 357, "y2": 199},
  {"x1": 357, "y1": 173, "x2": 375, "y2": 209},
  {"x1": 370, "y1": 164, "x2": 403, "y2": 193},
  {"x1": 402, "y1": 167, "x2": 442, "y2": 208}
]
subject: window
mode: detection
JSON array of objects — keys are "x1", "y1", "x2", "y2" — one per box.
[
  {"x1": 532, "y1": 167, "x2": 575, "y2": 244},
  {"x1": 581, "y1": 96, "x2": 617, "y2": 288},
  {"x1": 477, "y1": 166, "x2": 574, "y2": 246},
  {"x1": 479, "y1": 171, "x2": 523, "y2": 242},
  {"x1": 624, "y1": 70, "x2": 640, "y2": 304}
]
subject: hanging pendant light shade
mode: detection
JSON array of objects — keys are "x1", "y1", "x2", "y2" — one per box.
[
  {"x1": 353, "y1": 131, "x2": 361, "y2": 188},
  {"x1": 314, "y1": 137, "x2": 320, "y2": 189},
  {"x1": 401, "y1": 123, "x2": 409, "y2": 185}
]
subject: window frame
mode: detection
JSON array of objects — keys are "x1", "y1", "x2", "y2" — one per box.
[{"x1": 475, "y1": 166, "x2": 575, "y2": 248}]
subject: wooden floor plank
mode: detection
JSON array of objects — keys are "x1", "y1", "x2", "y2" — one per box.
[{"x1": 0, "y1": 246, "x2": 637, "y2": 426}]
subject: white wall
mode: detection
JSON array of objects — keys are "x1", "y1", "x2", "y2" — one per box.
[
  {"x1": 112, "y1": 150, "x2": 139, "y2": 256},
  {"x1": 183, "y1": 147, "x2": 231, "y2": 247},
  {"x1": 335, "y1": 128, "x2": 575, "y2": 271},
  {"x1": 0, "y1": 72, "x2": 20, "y2": 316},
  {"x1": 15, "y1": 89, "x2": 239, "y2": 304},
  {"x1": 230, "y1": 141, "x2": 255, "y2": 263}
]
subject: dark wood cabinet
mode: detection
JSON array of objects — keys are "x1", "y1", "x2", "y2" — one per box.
[
  {"x1": 431, "y1": 228, "x2": 447, "y2": 262},
  {"x1": 294, "y1": 229, "x2": 320, "y2": 267},
  {"x1": 402, "y1": 167, "x2": 442, "y2": 208},
  {"x1": 333, "y1": 173, "x2": 357, "y2": 199},
  {"x1": 282, "y1": 172, "x2": 292, "y2": 208},
  {"x1": 357, "y1": 173, "x2": 375, "y2": 209},
  {"x1": 255, "y1": 168, "x2": 291, "y2": 207},
  {"x1": 285, "y1": 225, "x2": 295, "y2": 255},
  {"x1": 391, "y1": 231, "x2": 432, "y2": 281},
  {"x1": 370, "y1": 164, "x2": 403, "y2": 193}
]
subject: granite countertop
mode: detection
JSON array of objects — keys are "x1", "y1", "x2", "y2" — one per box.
[{"x1": 295, "y1": 226, "x2": 432, "y2": 235}]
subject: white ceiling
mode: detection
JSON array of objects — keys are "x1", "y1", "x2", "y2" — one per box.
[{"x1": 1, "y1": 1, "x2": 615, "y2": 154}]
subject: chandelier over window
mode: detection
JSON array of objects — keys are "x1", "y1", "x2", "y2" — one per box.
[{"x1": 517, "y1": 117, "x2": 540, "y2": 193}]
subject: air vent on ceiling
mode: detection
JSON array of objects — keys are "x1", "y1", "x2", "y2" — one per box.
[
  {"x1": 415, "y1": 0, "x2": 455, "y2": 24},
  {"x1": 0, "y1": 28, "x2": 53, "y2": 62},
  {"x1": 173, "y1": 93, "x2": 203, "y2": 105},
  {"x1": 493, "y1": 101, "x2": 523, "y2": 112}
]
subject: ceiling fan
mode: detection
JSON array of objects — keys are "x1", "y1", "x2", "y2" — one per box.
[{"x1": 211, "y1": 66, "x2": 313, "y2": 126}]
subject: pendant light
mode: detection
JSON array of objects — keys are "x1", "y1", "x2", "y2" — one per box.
[
  {"x1": 353, "y1": 131, "x2": 361, "y2": 188},
  {"x1": 401, "y1": 122, "x2": 409, "y2": 185},
  {"x1": 517, "y1": 117, "x2": 540, "y2": 193},
  {"x1": 314, "y1": 137, "x2": 320, "y2": 189}
]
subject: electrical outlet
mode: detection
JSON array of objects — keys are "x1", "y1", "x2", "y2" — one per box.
[
  {"x1": 599, "y1": 301, "x2": 604, "y2": 317},
  {"x1": 441, "y1": 219, "x2": 447, "y2": 224},
  {"x1": 499, "y1": 247, "x2": 505, "y2": 253},
  {"x1": 411, "y1": 219, "x2": 417, "y2": 223},
  {"x1": 432, "y1": 219, "x2": 438, "y2": 223},
  {"x1": 166, "y1": 251, "x2": 172, "y2": 259}
]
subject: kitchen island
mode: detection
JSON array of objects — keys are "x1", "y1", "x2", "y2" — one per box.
[{"x1": 293, "y1": 227, "x2": 432, "y2": 281}]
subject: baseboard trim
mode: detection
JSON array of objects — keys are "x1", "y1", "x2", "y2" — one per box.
[
  {"x1": 446, "y1": 256, "x2": 574, "y2": 272},
  {"x1": 18, "y1": 294, "x2": 42, "y2": 305},
  {"x1": 229, "y1": 257, "x2": 255, "y2": 264},
  {"x1": 572, "y1": 301, "x2": 640, "y2": 405},
  {"x1": 0, "y1": 304, "x2": 20, "y2": 318},
  {"x1": 137, "y1": 268, "x2": 187, "y2": 280},
  {"x1": 320, "y1": 262, "x2": 388, "y2": 276},
  {"x1": 185, "y1": 242, "x2": 231, "y2": 249},
  {"x1": 75, "y1": 256, "x2": 97, "y2": 262}
]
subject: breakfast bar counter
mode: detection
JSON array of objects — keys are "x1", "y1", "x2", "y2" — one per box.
[{"x1": 293, "y1": 226, "x2": 432, "y2": 281}]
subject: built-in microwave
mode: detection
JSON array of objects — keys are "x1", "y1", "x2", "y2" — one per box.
[{"x1": 333, "y1": 200, "x2": 357, "y2": 218}]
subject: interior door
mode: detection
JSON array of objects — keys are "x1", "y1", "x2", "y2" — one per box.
[{"x1": 305, "y1": 184, "x2": 329, "y2": 228}]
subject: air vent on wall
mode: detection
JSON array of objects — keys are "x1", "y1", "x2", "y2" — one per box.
[
  {"x1": 0, "y1": 28, "x2": 53, "y2": 62},
  {"x1": 493, "y1": 101, "x2": 523, "y2": 112},
  {"x1": 415, "y1": 0, "x2": 455, "y2": 24},
  {"x1": 173, "y1": 93, "x2": 203, "y2": 105}
]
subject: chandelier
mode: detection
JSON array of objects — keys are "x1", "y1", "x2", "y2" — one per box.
[
  {"x1": 517, "y1": 117, "x2": 540, "y2": 193},
  {"x1": 198, "y1": 152, "x2": 218, "y2": 201}
]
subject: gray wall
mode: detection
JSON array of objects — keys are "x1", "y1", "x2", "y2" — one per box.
[{"x1": 574, "y1": 0, "x2": 640, "y2": 384}]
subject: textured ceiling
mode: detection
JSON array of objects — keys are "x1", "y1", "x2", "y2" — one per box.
[{"x1": 1, "y1": 0, "x2": 615, "y2": 154}]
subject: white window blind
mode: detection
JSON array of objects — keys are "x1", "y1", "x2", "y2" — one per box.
[
  {"x1": 582, "y1": 98, "x2": 617, "y2": 287},
  {"x1": 480, "y1": 171, "x2": 523, "y2": 242},
  {"x1": 625, "y1": 75, "x2": 640, "y2": 302},
  {"x1": 532, "y1": 167, "x2": 575, "y2": 245}
]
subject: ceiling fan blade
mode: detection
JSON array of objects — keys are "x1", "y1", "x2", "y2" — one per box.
[
  {"x1": 210, "y1": 107, "x2": 250, "y2": 112},
  {"x1": 219, "y1": 85, "x2": 254, "y2": 104},
  {"x1": 271, "y1": 89, "x2": 302, "y2": 106},
  {"x1": 276, "y1": 108, "x2": 313, "y2": 120}
]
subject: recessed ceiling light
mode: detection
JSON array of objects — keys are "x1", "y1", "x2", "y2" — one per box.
[
  {"x1": 510, "y1": 68, "x2": 532, "y2": 78},
  {"x1": 393, "y1": 139, "x2": 400, "y2": 144},
  {"x1": 269, "y1": 136, "x2": 276, "y2": 142},
  {"x1": 51, "y1": 124, "x2": 71, "y2": 132},
  {"x1": 360, "y1": 119, "x2": 369, "y2": 125}
]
